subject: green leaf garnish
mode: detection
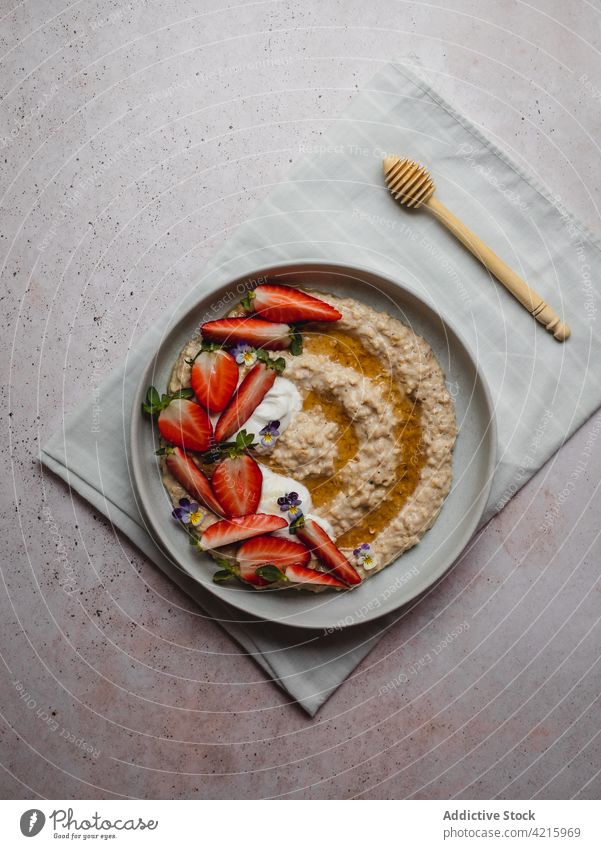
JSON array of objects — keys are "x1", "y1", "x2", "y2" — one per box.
[
  {"x1": 235, "y1": 429, "x2": 256, "y2": 451},
  {"x1": 142, "y1": 386, "x2": 162, "y2": 414},
  {"x1": 142, "y1": 385, "x2": 193, "y2": 415},
  {"x1": 239, "y1": 291, "x2": 256, "y2": 312},
  {"x1": 185, "y1": 527, "x2": 205, "y2": 548},
  {"x1": 211, "y1": 556, "x2": 238, "y2": 582},
  {"x1": 255, "y1": 348, "x2": 286, "y2": 373},
  {"x1": 255, "y1": 564, "x2": 286, "y2": 583},
  {"x1": 212, "y1": 569, "x2": 234, "y2": 584},
  {"x1": 290, "y1": 327, "x2": 303, "y2": 356},
  {"x1": 202, "y1": 430, "x2": 258, "y2": 462}
]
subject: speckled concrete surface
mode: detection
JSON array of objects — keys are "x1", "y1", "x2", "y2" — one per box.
[{"x1": 2, "y1": 0, "x2": 601, "y2": 799}]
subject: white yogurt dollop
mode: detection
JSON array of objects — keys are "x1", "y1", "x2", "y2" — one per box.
[
  {"x1": 235, "y1": 376, "x2": 302, "y2": 445},
  {"x1": 257, "y1": 464, "x2": 335, "y2": 539}
]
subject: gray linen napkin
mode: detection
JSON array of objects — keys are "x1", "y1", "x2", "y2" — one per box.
[{"x1": 41, "y1": 63, "x2": 601, "y2": 716}]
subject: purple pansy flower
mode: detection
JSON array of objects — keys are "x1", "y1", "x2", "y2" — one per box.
[
  {"x1": 231, "y1": 343, "x2": 257, "y2": 367},
  {"x1": 277, "y1": 491, "x2": 303, "y2": 519},
  {"x1": 172, "y1": 497, "x2": 204, "y2": 527},
  {"x1": 260, "y1": 419, "x2": 280, "y2": 447},
  {"x1": 353, "y1": 542, "x2": 377, "y2": 571}
]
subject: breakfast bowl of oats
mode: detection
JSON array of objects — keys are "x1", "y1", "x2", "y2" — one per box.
[{"x1": 131, "y1": 262, "x2": 495, "y2": 629}]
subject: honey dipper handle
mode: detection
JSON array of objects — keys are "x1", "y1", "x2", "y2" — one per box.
[{"x1": 425, "y1": 196, "x2": 570, "y2": 341}]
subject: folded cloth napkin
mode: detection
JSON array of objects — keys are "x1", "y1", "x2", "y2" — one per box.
[{"x1": 42, "y1": 63, "x2": 601, "y2": 716}]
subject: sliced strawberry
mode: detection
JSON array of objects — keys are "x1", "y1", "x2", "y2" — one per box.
[
  {"x1": 285, "y1": 563, "x2": 346, "y2": 589},
  {"x1": 294, "y1": 518, "x2": 362, "y2": 586},
  {"x1": 211, "y1": 454, "x2": 262, "y2": 518},
  {"x1": 201, "y1": 317, "x2": 291, "y2": 350},
  {"x1": 215, "y1": 362, "x2": 276, "y2": 442},
  {"x1": 201, "y1": 513, "x2": 287, "y2": 549},
  {"x1": 237, "y1": 535, "x2": 310, "y2": 587},
  {"x1": 250, "y1": 284, "x2": 342, "y2": 323},
  {"x1": 165, "y1": 447, "x2": 225, "y2": 516},
  {"x1": 158, "y1": 399, "x2": 213, "y2": 453},
  {"x1": 191, "y1": 349, "x2": 238, "y2": 413}
]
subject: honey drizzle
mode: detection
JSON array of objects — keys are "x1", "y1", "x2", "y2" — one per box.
[
  {"x1": 299, "y1": 390, "x2": 361, "y2": 507},
  {"x1": 268, "y1": 329, "x2": 426, "y2": 548}
]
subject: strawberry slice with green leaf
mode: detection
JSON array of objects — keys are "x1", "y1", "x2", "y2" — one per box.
[
  {"x1": 215, "y1": 358, "x2": 284, "y2": 443},
  {"x1": 189, "y1": 345, "x2": 238, "y2": 413},
  {"x1": 244, "y1": 283, "x2": 342, "y2": 323},
  {"x1": 255, "y1": 563, "x2": 348, "y2": 590},
  {"x1": 253, "y1": 562, "x2": 346, "y2": 589},
  {"x1": 164, "y1": 446, "x2": 225, "y2": 516},
  {"x1": 292, "y1": 517, "x2": 362, "y2": 586},
  {"x1": 211, "y1": 434, "x2": 263, "y2": 518},
  {"x1": 201, "y1": 513, "x2": 287, "y2": 550},
  {"x1": 142, "y1": 385, "x2": 193, "y2": 413},
  {"x1": 236, "y1": 535, "x2": 310, "y2": 586},
  {"x1": 201, "y1": 316, "x2": 293, "y2": 350},
  {"x1": 284, "y1": 563, "x2": 346, "y2": 588},
  {"x1": 143, "y1": 386, "x2": 213, "y2": 453},
  {"x1": 210, "y1": 555, "x2": 240, "y2": 585}
]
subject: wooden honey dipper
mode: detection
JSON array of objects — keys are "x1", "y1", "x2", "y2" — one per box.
[{"x1": 383, "y1": 156, "x2": 570, "y2": 341}]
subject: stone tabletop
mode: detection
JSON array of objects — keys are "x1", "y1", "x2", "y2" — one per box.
[{"x1": 1, "y1": 0, "x2": 601, "y2": 799}]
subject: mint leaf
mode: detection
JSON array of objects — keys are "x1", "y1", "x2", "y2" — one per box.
[
  {"x1": 212, "y1": 569, "x2": 234, "y2": 584},
  {"x1": 142, "y1": 385, "x2": 164, "y2": 414},
  {"x1": 256, "y1": 348, "x2": 286, "y2": 373},
  {"x1": 235, "y1": 429, "x2": 256, "y2": 450},
  {"x1": 143, "y1": 385, "x2": 193, "y2": 415},
  {"x1": 201, "y1": 431, "x2": 257, "y2": 463},
  {"x1": 255, "y1": 564, "x2": 286, "y2": 583}
]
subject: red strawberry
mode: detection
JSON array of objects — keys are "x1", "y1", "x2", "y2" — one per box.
[
  {"x1": 201, "y1": 513, "x2": 287, "y2": 549},
  {"x1": 215, "y1": 362, "x2": 276, "y2": 443},
  {"x1": 158, "y1": 399, "x2": 213, "y2": 452},
  {"x1": 294, "y1": 518, "x2": 362, "y2": 585},
  {"x1": 201, "y1": 317, "x2": 291, "y2": 350},
  {"x1": 249, "y1": 284, "x2": 342, "y2": 323},
  {"x1": 165, "y1": 447, "x2": 225, "y2": 516},
  {"x1": 237, "y1": 535, "x2": 310, "y2": 587},
  {"x1": 191, "y1": 349, "x2": 238, "y2": 413},
  {"x1": 285, "y1": 563, "x2": 346, "y2": 589},
  {"x1": 211, "y1": 454, "x2": 262, "y2": 518}
]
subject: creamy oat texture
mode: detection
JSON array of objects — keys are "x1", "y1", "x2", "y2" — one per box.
[{"x1": 161, "y1": 292, "x2": 457, "y2": 582}]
